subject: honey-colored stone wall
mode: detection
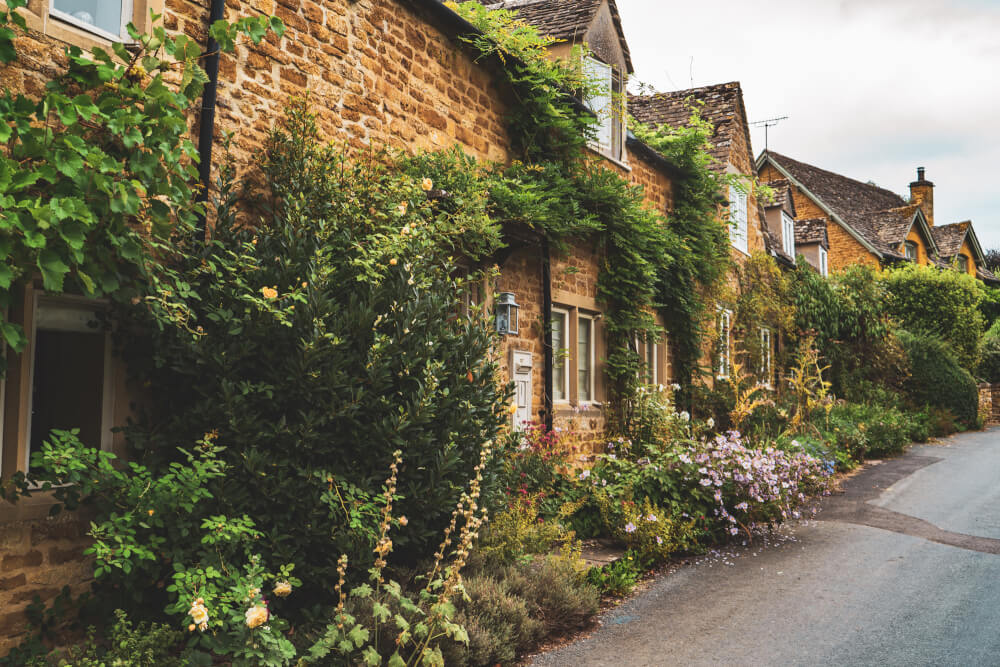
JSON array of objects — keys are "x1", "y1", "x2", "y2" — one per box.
[{"x1": 0, "y1": 509, "x2": 93, "y2": 655}]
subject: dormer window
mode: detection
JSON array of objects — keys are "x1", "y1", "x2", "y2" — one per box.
[
  {"x1": 818, "y1": 246, "x2": 828, "y2": 277},
  {"x1": 583, "y1": 56, "x2": 625, "y2": 162},
  {"x1": 781, "y1": 212, "x2": 796, "y2": 259},
  {"x1": 958, "y1": 254, "x2": 970, "y2": 273},
  {"x1": 904, "y1": 241, "x2": 918, "y2": 261}
]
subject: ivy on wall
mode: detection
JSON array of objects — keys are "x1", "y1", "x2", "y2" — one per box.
[{"x1": 451, "y1": 1, "x2": 733, "y2": 428}]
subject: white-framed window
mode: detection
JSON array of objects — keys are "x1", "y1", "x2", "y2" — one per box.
[
  {"x1": 904, "y1": 241, "x2": 918, "y2": 261},
  {"x1": 781, "y1": 212, "x2": 796, "y2": 259},
  {"x1": 818, "y1": 246, "x2": 828, "y2": 277},
  {"x1": 578, "y1": 314, "x2": 595, "y2": 403},
  {"x1": 958, "y1": 254, "x2": 970, "y2": 273},
  {"x1": 49, "y1": 0, "x2": 133, "y2": 41},
  {"x1": 759, "y1": 327, "x2": 772, "y2": 388},
  {"x1": 635, "y1": 336, "x2": 658, "y2": 384},
  {"x1": 583, "y1": 57, "x2": 613, "y2": 153},
  {"x1": 25, "y1": 296, "x2": 114, "y2": 471},
  {"x1": 729, "y1": 186, "x2": 748, "y2": 254},
  {"x1": 717, "y1": 307, "x2": 732, "y2": 379},
  {"x1": 551, "y1": 308, "x2": 570, "y2": 403}
]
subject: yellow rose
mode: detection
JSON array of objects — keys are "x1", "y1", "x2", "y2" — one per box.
[
  {"x1": 261, "y1": 286, "x2": 278, "y2": 300},
  {"x1": 389, "y1": 258, "x2": 398, "y2": 266},
  {"x1": 273, "y1": 580, "x2": 292, "y2": 598},
  {"x1": 422, "y1": 178, "x2": 433, "y2": 191},
  {"x1": 189, "y1": 601, "x2": 209, "y2": 628},
  {"x1": 245, "y1": 605, "x2": 269, "y2": 629}
]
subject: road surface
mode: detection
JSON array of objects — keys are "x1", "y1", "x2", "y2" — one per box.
[{"x1": 531, "y1": 428, "x2": 1000, "y2": 666}]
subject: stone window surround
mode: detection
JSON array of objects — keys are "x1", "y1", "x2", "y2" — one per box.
[
  {"x1": 759, "y1": 326, "x2": 772, "y2": 389},
  {"x1": 17, "y1": 0, "x2": 163, "y2": 51},
  {"x1": 0, "y1": 283, "x2": 121, "y2": 484},
  {"x1": 551, "y1": 288, "x2": 605, "y2": 413}
]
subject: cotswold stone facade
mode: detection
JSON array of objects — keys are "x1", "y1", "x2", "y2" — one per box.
[{"x1": 1, "y1": 0, "x2": 684, "y2": 650}]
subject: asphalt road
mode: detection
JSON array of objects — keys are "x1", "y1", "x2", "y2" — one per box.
[{"x1": 531, "y1": 428, "x2": 1000, "y2": 667}]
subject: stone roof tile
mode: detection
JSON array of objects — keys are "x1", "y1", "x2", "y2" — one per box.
[
  {"x1": 628, "y1": 81, "x2": 752, "y2": 173},
  {"x1": 794, "y1": 217, "x2": 828, "y2": 247},
  {"x1": 931, "y1": 221, "x2": 970, "y2": 258}
]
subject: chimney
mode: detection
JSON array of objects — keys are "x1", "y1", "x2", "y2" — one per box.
[{"x1": 909, "y1": 166, "x2": 934, "y2": 226}]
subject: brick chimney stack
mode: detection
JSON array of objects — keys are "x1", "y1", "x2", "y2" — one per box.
[{"x1": 909, "y1": 166, "x2": 934, "y2": 226}]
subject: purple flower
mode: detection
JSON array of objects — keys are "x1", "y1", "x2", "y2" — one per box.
[{"x1": 624, "y1": 522, "x2": 637, "y2": 533}]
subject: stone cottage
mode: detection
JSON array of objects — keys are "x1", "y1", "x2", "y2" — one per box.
[
  {"x1": 757, "y1": 153, "x2": 998, "y2": 283},
  {"x1": 0, "y1": 0, "x2": 695, "y2": 649}
]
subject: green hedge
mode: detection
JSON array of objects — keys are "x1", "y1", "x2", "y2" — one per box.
[{"x1": 897, "y1": 329, "x2": 979, "y2": 427}]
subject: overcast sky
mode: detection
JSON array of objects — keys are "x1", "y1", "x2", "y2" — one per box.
[{"x1": 617, "y1": 0, "x2": 1000, "y2": 250}]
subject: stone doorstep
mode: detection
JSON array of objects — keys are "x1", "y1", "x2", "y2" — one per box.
[{"x1": 579, "y1": 538, "x2": 625, "y2": 570}]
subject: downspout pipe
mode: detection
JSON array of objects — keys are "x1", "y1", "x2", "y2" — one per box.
[
  {"x1": 195, "y1": 0, "x2": 226, "y2": 239},
  {"x1": 541, "y1": 237, "x2": 554, "y2": 431}
]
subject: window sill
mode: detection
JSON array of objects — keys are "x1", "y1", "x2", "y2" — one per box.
[
  {"x1": 585, "y1": 145, "x2": 631, "y2": 172},
  {"x1": 0, "y1": 489, "x2": 86, "y2": 524}
]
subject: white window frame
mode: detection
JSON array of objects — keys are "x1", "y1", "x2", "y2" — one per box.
[
  {"x1": 577, "y1": 313, "x2": 596, "y2": 404},
  {"x1": 583, "y1": 56, "x2": 614, "y2": 155},
  {"x1": 729, "y1": 186, "x2": 749, "y2": 254},
  {"x1": 635, "y1": 336, "x2": 658, "y2": 385},
  {"x1": 818, "y1": 246, "x2": 828, "y2": 277},
  {"x1": 781, "y1": 212, "x2": 796, "y2": 259},
  {"x1": 717, "y1": 307, "x2": 732, "y2": 380},
  {"x1": 23, "y1": 295, "x2": 115, "y2": 472},
  {"x1": 551, "y1": 307, "x2": 570, "y2": 403},
  {"x1": 958, "y1": 254, "x2": 970, "y2": 273},
  {"x1": 49, "y1": 0, "x2": 133, "y2": 42},
  {"x1": 904, "y1": 241, "x2": 918, "y2": 261},
  {"x1": 759, "y1": 327, "x2": 773, "y2": 388}
]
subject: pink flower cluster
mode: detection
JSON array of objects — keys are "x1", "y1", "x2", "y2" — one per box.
[{"x1": 680, "y1": 431, "x2": 829, "y2": 535}]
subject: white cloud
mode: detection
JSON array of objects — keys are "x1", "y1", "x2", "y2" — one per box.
[{"x1": 619, "y1": 0, "x2": 1000, "y2": 248}]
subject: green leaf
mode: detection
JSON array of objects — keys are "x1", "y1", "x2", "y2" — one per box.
[
  {"x1": 37, "y1": 249, "x2": 70, "y2": 291},
  {"x1": 361, "y1": 646, "x2": 381, "y2": 666}
]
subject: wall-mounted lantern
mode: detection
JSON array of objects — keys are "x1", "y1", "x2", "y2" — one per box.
[{"x1": 495, "y1": 292, "x2": 520, "y2": 336}]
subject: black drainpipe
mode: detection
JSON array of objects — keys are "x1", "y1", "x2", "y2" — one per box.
[
  {"x1": 541, "y1": 237, "x2": 553, "y2": 431},
  {"x1": 195, "y1": 0, "x2": 226, "y2": 239}
]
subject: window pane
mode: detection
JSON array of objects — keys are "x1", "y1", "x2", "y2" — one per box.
[
  {"x1": 578, "y1": 318, "x2": 592, "y2": 402},
  {"x1": 583, "y1": 58, "x2": 613, "y2": 150},
  {"x1": 52, "y1": 0, "x2": 123, "y2": 35},
  {"x1": 552, "y1": 312, "x2": 567, "y2": 401},
  {"x1": 30, "y1": 329, "x2": 105, "y2": 468}
]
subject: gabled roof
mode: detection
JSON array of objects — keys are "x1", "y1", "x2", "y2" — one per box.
[
  {"x1": 931, "y1": 221, "x2": 986, "y2": 266},
  {"x1": 761, "y1": 227, "x2": 795, "y2": 267},
  {"x1": 794, "y1": 218, "x2": 828, "y2": 248},
  {"x1": 629, "y1": 82, "x2": 753, "y2": 173},
  {"x1": 762, "y1": 178, "x2": 796, "y2": 216},
  {"x1": 868, "y1": 204, "x2": 937, "y2": 257},
  {"x1": 758, "y1": 151, "x2": 913, "y2": 258},
  {"x1": 479, "y1": 0, "x2": 634, "y2": 72}
]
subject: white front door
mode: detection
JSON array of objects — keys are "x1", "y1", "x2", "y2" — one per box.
[{"x1": 511, "y1": 350, "x2": 533, "y2": 430}]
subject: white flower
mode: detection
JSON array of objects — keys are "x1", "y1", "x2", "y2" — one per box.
[
  {"x1": 579, "y1": 469, "x2": 591, "y2": 481},
  {"x1": 706, "y1": 417, "x2": 715, "y2": 429},
  {"x1": 671, "y1": 383, "x2": 681, "y2": 392},
  {"x1": 189, "y1": 600, "x2": 209, "y2": 631},
  {"x1": 679, "y1": 411, "x2": 690, "y2": 422}
]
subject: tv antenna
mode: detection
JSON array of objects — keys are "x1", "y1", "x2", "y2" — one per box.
[{"x1": 750, "y1": 116, "x2": 788, "y2": 153}]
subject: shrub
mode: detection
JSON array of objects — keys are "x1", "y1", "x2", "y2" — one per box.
[
  {"x1": 20, "y1": 610, "x2": 185, "y2": 667},
  {"x1": 119, "y1": 104, "x2": 509, "y2": 607},
  {"x1": 440, "y1": 575, "x2": 543, "y2": 666},
  {"x1": 897, "y1": 329, "x2": 979, "y2": 427},
  {"x1": 476, "y1": 495, "x2": 577, "y2": 566},
  {"x1": 503, "y1": 555, "x2": 599, "y2": 637},
  {"x1": 610, "y1": 499, "x2": 697, "y2": 566},
  {"x1": 585, "y1": 552, "x2": 642, "y2": 597},
  {"x1": 978, "y1": 319, "x2": 1000, "y2": 383},
  {"x1": 883, "y1": 263, "x2": 985, "y2": 372}
]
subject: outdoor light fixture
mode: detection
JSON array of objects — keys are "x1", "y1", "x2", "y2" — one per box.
[{"x1": 495, "y1": 292, "x2": 520, "y2": 336}]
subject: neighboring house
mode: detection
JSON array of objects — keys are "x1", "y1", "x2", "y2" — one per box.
[
  {"x1": 757, "y1": 154, "x2": 997, "y2": 282},
  {"x1": 479, "y1": 0, "x2": 682, "y2": 439},
  {"x1": 630, "y1": 82, "x2": 775, "y2": 383}
]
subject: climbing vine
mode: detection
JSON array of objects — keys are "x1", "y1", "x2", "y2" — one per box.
[
  {"x1": 0, "y1": 0, "x2": 282, "y2": 370},
  {"x1": 451, "y1": 1, "x2": 733, "y2": 427}
]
